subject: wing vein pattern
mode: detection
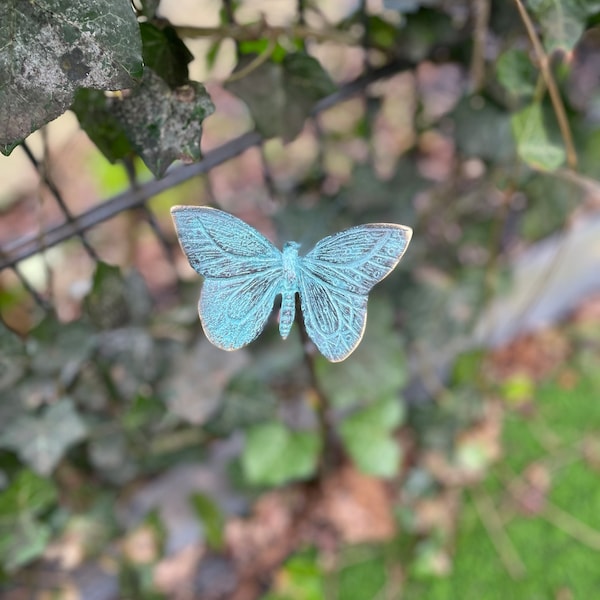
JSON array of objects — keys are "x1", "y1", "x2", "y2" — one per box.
[
  {"x1": 299, "y1": 224, "x2": 411, "y2": 362},
  {"x1": 171, "y1": 206, "x2": 283, "y2": 350}
]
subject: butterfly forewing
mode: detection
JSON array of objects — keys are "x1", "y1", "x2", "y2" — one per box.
[
  {"x1": 171, "y1": 206, "x2": 282, "y2": 277},
  {"x1": 298, "y1": 224, "x2": 412, "y2": 361},
  {"x1": 171, "y1": 206, "x2": 284, "y2": 350}
]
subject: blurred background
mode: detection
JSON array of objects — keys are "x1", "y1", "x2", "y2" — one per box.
[{"x1": 1, "y1": 0, "x2": 600, "y2": 598}]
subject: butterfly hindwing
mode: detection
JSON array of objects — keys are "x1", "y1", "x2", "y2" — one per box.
[
  {"x1": 298, "y1": 270, "x2": 368, "y2": 362},
  {"x1": 299, "y1": 224, "x2": 412, "y2": 361},
  {"x1": 171, "y1": 206, "x2": 284, "y2": 350},
  {"x1": 200, "y1": 270, "x2": 283, "y2": 350}
]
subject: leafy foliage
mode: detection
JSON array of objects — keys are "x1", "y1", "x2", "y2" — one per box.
[
  {"x1": 511, "y1": 103, "x2": 566, "y2": 170},
  {"x1": 339, "y1": 397, "x2": 405, "y2": 478},
  {"x1": 528, "y1": 0, "x2": 600, "y2": 52},
  {"x1": 0, "y1": 399, "x2": 87, "y2": 475},
  {"x1": 3, "y1": 0, "x2": 600, "y2": 595},
  {"x1": 0, "y1": 470, "x2": 57, "y2": 571},
  {"x1": 242, "y1": 422, "x2": 321, "y2": 486},
  {"x1": 0, "y1": 0, "x2": 142, "y2": 153},
  {"x1": 226, "y1": 52, "x2": 336, "y2": 141}
]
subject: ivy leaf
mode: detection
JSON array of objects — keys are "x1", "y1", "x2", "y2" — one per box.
[
  {"x1": 511, "y1": 103, "x2": 566, "y2": 171},
  {"x1": 137, "y1": 0, "x2": 161, "y2": 19},
  {"x1": 316, "y1": 299, "x2": 407, "y2": 408},
  {"x1": 140, "y1": 22, "x2": 193, "y2": 88},
  {"x1": 242, "y1": 422, "x2": 321, "y2": 486},
  {"x1": 0, "y1": 0, "x2": 143, "y2": 153},
  {"x1": 27, "y1": 317, "x2": 95, "y2": 380},
  {"x1": 0, "y1": 470, "x2": 57, "y2": 518},
  {"x1": 527, "y1": 0, "x2": 600, "y2": 52},
  {"x1": 71, "y1": 88, "x2": 134, "y2": 163},
  {"x1": 452, "y1": 97, "x2": 515, "y2": 163},
  {"x1": 0, "y1": 323, "x2": 27, "y2": 391},
  {"x1": 226, "y1": 52, "x2": 336, "y2": 142},
  {"x1": 189, "y1": 493, "x2": 225, "y2": 551},
  {"x1": 496, "y1": 49, "x2": 537, "y2": 99},
  {"x1": 109, "y1": 68, "x2": 215, "y2": 177},
  {"x1": 163, "y1": 339, "x2": 248, "y2": 425},
  {"x1": 0, "y1": 399, "x2": 88, "y2": 475},
  {"x1": 84, "y1": 262, "x2": 152, "y2": 330},
  {"x1": 339, "y1": 397, "x2": 405, "y2": 478},
  {"x1": 0, "y1": 470, "x2": 57, "y2": 571}
]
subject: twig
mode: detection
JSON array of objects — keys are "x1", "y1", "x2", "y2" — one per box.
[
  {"x1": 1, "y1": 60, "x2": 415, "y2": 272},
  {"x1": 471, "y1": 488, "x2": 527, "y2": 579},
  {"x1": 21, "y1": 140, "x2": 99, "y2": 261},
  {"x1": 543, "y1": 500, "x2": 600, "y2": 550},
  {"x1": 513, "y1": 0, "x2": 578, "y2": 169},
  {"x1": 225, "y1": 38, "x2": 277, "y2": 83},
  {"x1": 295, "y1": 296, "x2": 336, "y2": 476},
  {"x1": 176, "y1": 23, "x2": 357, "y2": 46},
  {"x1": 470, "y1": 0, "x2": 490, "y2": 92}
]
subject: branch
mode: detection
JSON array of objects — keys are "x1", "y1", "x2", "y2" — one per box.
[{"x1": 513, "y1": 0, "x2": 578, "y2": 169}]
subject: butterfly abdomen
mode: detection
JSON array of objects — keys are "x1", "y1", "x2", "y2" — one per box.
[{"x1": 279, "y1": 242, "x2": 301, "y2": 339}]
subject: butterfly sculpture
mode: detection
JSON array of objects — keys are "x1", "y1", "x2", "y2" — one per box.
[{"x1": 171, "y1": 206, "x2": 412, "y2": 362}]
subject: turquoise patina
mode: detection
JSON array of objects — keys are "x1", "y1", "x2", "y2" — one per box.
[{"x1": 171, "y1": 206, "x2": 412, "y2": 362}]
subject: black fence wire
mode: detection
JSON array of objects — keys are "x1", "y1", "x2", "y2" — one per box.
[{"x1": 0, "y1": 59, "x2": 413, "y2": 312}]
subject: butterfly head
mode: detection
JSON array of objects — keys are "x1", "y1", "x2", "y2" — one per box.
[{"x1": 283, "y1": 241, "x2": 301, "y2": 252}]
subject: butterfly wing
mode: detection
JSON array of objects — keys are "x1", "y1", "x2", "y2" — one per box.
[
  {"x1": 298, "y1": 223, "x2": 412, "y2": 362},
  {"x1": 171, "y1": 206, "x2": 283, "y2": 350}
]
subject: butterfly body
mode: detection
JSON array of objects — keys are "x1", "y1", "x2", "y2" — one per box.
[{"x1": 171, "y1": 206, "x2": 412, "y2": 362}]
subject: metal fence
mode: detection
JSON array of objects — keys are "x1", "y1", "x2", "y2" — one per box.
[{"x1": 0, "y1": 59, "x2": 412, "y2": 315}]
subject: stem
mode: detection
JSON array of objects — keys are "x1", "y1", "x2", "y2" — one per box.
[
  {"x1": 176, "y1": 23, "x2": 357, "y2": 46},
  {"x1": 470, "y1": 0, "x2": 490, "y2": 92},
  {"x1": 225, "y1": 38, "x2": 277, "y2": 83},
  {"x1": 513, "y1": 0, "x2": 578, "y2": 169},
  {"x1": 471, "y1": 488, "x2": 527, "y2": 579},
  {"x1": 294, "y1": 296, "x2": 336, "y2": 476}
]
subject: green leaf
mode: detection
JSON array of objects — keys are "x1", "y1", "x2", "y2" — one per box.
[
  {"x1": 263, "y1": 551, "x2": 324, "y2": 600},
  {"x1": 140, "y1": 23, "x2": 193, "y2": 89},
  {"x1": 520, "y1": 170, "x2": 581, "y2": 240},
  {"x1": 450, "y1": 350, "x2": 486, "y2": 386},
  {"x1": 71, "y1": 88, "x2": 134, "y2": 163},
  {"x1": 27, "y1": 317, "x2": 95, "y2": 378},
  {"x1": 339, "y1": 397, "x2": 405, "y2": 478},
  {"x1": 206, "y1": 372, "x2": 278, "y2": 436},
  {"x1": 0, "y1": 470, "x2": 57, "y2": 518},
  {"x1": 339, "y1": 556, "x2": 387, "y2": 600},
  {"x1": 511, "y1": 103, "x2": 565, "y2": 170},
  {"x1": 163, "y1": 339, "x2": 248, "y2": 425},
  {"x1": 137, "y1": 0, "x2": 161, "y2": 19},
  {"x1": 226, "y1": 51, "x2": 336, "y2": 142},
  {"x1": 84, "y1": 262, "x2": 152, "y2": 329},
  {"x1": 122, "y1": 394, "x2": 165, "y2": 431},
  {"x1": 0, "y1": 323, "x2": 27, "y2": 391},
  {"x1": 316, "y1": 299, "x2": 407, "y2": 407},
  {"x1": 0, "y1": 515, "x2": 52, "y2": 572},
  {"x1": 0, "y1": 470, "x2": 57, "y2": 571},
  {"x1": 0, "y1": 399, "x2": 88, "y2": 475},
  {"x1": 189, "y1": 493, "x2": 225, "y2": 551},
  {"x1": 527, "y1": 0, "x2": 600, "y2": 52},
  {"x1": 367, "y1": 16, "x2": 400, "y2": 49},
  {"x1": 496, "y1": 48, "x2": 537, "y2": 98},
  {"x1": 109, "y1": 68, "x2": 215, "y2": 177},
  {"x1": 0, "y1": 0, "x2": 142, "y2": 152},
  {"x1": 242, "y1": 422, "x2": 321, "y2": 486},
  {"x1": 452, "y1": 97, "x2": 515, "y2": 163}
]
